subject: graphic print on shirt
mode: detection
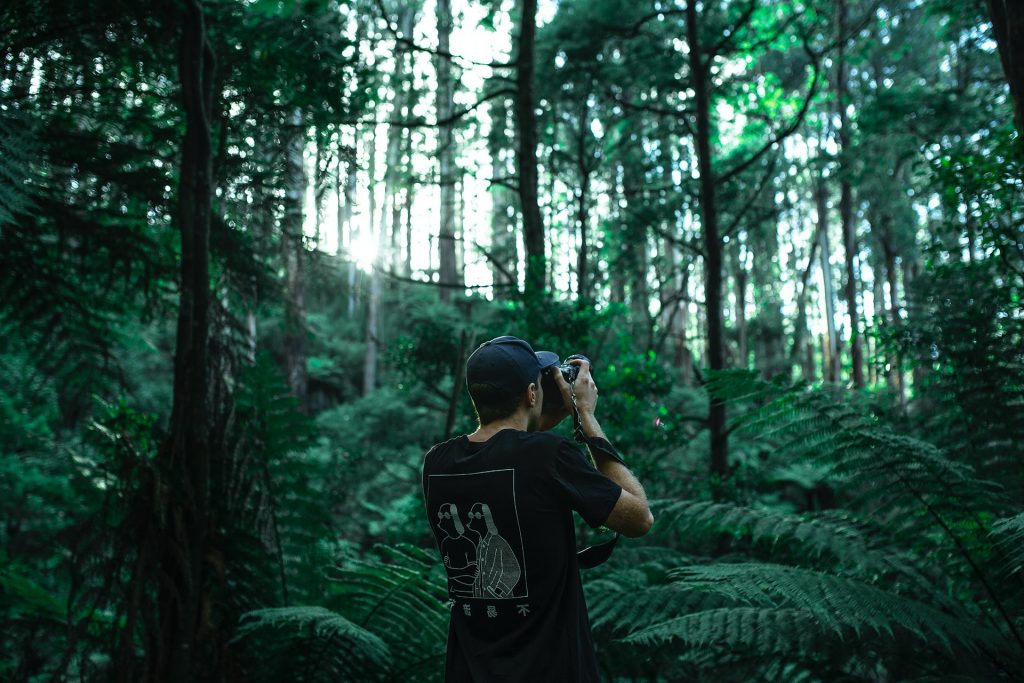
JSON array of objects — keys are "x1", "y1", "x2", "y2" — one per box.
[
  {"x1": 436, "y1": 503, "x2": 478, "y2": 597},
  {"x1": 427, "y1": 468, "x2": 528, "y2": 599}
]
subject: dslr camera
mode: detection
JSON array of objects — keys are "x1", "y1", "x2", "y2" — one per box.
[
  {"x1": 541, "y1": 354, "x2": 592, "y2": 415},
  {"x1": 555, "y1": 353, "x2": 590, "y2": 383}
]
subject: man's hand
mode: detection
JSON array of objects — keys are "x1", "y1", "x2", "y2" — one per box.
[
  {"x1": 552, "y1": 358, "x2": 604, "y2": 440},
  {"x1": 555, "y1": 358, "x2": 653, "y2": 536},
  {"x1": 556, "y1": 358, "x2": 598, "y2": 416}
]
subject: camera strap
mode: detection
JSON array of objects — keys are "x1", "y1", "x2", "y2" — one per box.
[
  {"x1": 568, "y1": 384, "x2": 627, "y2": 467},
  {"x1": 563, "y1": 375, "x2": 625, "y2": 568}
]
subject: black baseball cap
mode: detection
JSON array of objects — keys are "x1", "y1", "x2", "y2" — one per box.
[{"x1": 466, "y1": 336, "x2": 559, "y2": 394}]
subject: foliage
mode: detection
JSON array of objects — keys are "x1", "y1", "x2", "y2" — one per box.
[{"x1": 2, "y1": 0, "x2": 1022, "y2": 680}]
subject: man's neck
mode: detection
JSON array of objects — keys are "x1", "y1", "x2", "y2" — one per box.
[{"x1": 467, "y1": 413, "x2": 530, "y2": 441}]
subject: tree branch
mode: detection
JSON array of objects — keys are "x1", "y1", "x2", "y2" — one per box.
[
  {"x1": 371, "y1": 0, "x2": 516, "y2": 69},
  {"x1": 718, "y1": 38, "x2": 822, "y2": 185}
]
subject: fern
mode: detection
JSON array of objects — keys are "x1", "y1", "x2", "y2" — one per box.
[
  {"x1": 991, "y1": 512, "x2": 1024, "y2": 577},
  {"x1": 664, "y1": 563, "x2": 1004, "y2": 653},
  {"x1": 705, "y1": 370, "x2": 1010, "y2": 575},
  {"x1": 233, "y1": 606, "x2": 390, "y2": 682},
  {"x1": 325, "y1": 543, "x2": 449, "y2": 682},
  {"x1": 623, "y1": 606, "x2": 824, "y2": 655},
  {"x1": 654, "y1": 499, "x2": 908, "y2": 573},
  {"x1": 0, "y1": 112, "x2": 38, "y2": 227}
]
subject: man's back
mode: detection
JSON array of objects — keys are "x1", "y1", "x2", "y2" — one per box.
[{"x1": 422, "y1": 428, "x2": 622, "y2": 682}]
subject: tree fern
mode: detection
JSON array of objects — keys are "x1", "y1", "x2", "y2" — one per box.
[
  {"x1": 215, "y1": 349, "x2": 330, "y2": 612},
  {"x1": 705, "y1": 370, "x2": 1013, "y2": 592}
]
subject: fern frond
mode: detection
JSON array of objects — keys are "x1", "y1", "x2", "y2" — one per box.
[
  {"x1": 621, "y1": 606, "x2": 823, "y2": 655},
  {"x1": 326, "y1": 543, "x2": 448, "y2": 681},
  {"x1": 234, "y1": 606, "x2": 389, "y2": 682},
  {"x1": 648, "y1": 498, "x2": 954, "y2": 605},
  {"x1": 667, "y1": 562, "x2": 1004, "y2": 654},
  {"x1": 990, "y1": 512, "x2": 1024, "y2": 577}
]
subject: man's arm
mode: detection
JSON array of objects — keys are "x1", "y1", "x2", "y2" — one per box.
[{"x1": 554, "y1": 361, "x2": 654, "y2": 538}]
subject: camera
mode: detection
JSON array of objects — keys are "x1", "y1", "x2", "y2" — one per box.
[
  {"x1": 541, "y1": 354, "x2": 592, "y2": 415},
  {"x1": 557, "y1": 354, "x2": 591, "y2": 383}
]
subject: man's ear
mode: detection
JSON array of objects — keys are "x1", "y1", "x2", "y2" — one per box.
[{"x1": 527, "y1": 382, "x2": 538, "y2": 407}]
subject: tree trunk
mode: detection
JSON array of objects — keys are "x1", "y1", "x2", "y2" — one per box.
[
  {"x1": 381, "y1": 7, "x2": 415, "y2": 284},
  {"x1": 282, "y1": 107, "x2": 308, "y2": 412},
  {"x1": 489, "y1": 97, "x2": 518, "y2": 289},
  {"x1": 154, "y1": 1, "x2": 214, "y2": 680},
  {"x1": 575, "y1": 102, "x2": 592, "y2": 304},
  {"x1": 436, "y1": 0, "x2": 459, "y2": 300},
  {"x1": 987, "y1": 0, "x2": 1024, "y2": 150},
  {"x1": 363, "y1": 128, "x2": 380, "y2": 396},
  {"x1": 836, "y1": 0, "x2": 864, "y2": 388},
  {"x1": 515, "y1": 0, "x2": 545, "y2": 295},
  {"x1": 344, "y1": 132, "x2": 360, "y2": 316},
  {"x1": 687, "y1": 1, "x2": 728, "y2": 485},
  {"x1": 733, "y1": 237, "x2": 748, "y2": 368},
  {"x1": 790, "y1": 221, "x2": 821, "y2": 380},
  {"x1": 620, "y1": 159, "x2": 650, "y2": 350},
  {"x1": 816, "y1": 178, "x2": 839, "y2": 382},
  {"x1": 883, "y1": 234, "x2": 907, "y2": 408}
]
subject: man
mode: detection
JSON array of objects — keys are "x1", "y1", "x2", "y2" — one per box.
[{"x1": 421, "y1": 335, "x2": 653, "y2": 682}]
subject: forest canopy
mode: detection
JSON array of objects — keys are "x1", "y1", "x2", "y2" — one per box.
[{"x1": 1, "y1": 0, "x2": 1023, "y2": 681}]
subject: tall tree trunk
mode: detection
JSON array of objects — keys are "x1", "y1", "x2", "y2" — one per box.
[
  {"x1": 435, "y1": 0, "x2": 460, "y2": 300},
  {"x1": 515, "y1": 0, "x2": 545, "y2": 295},
  {"x1": 816, "y1": 178, "x2": 839, "y2": 382},
  {"x1": 488, "y1": 97, "x2": 518, "y2": 289},
  {"x1": 282, "y1": 107, "x2": 308, "y2": 412},
  {"x1": 836, "y1": 0, "x2": 864, "y2": 388},
  {"x1": 687, "y1": 1, "x2": 728, "y2": 485},
  {"x1": 882, "y1": 233, "x2": 907, "y2": 408},
  {"x1": 336, "y1": 153, "x2": 346, "y2": 257},
  {"x1": 732, "y1": 237, "x2": 748, "y2": 368},
  {"x1": 340, "y1": 127, "x2": 360, "y2": 316},
  {"x1": 312, "y1": 135, "x2": 325, "y2": 249},
  {"x1": 987, "y1": 0, "x2": 1024, "y2": 151},
  {"x1": 620, "y1": 159, "x2": 650, "y2": 350},
  {"x1": 789, "y1": 221, "x2": 821, "y2": 380},
  {"x1": 573, "y1": 98, "x2": 593, "y2": 304},
  {"x1": 384, "y1": 8, "x2": 414, "y2": 284},
  {"x1": 154, "y1": 2, "x2": 214, "y2": 680},
  {"x1": 404, "y1": 181, "x2": 414, "y2": 277},
  {"x1": 363, "y1": 128, "x2": 380, "y2": 396}
]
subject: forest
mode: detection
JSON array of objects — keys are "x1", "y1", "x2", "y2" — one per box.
[{"x1": 1, "y1": 0, "x2": 1023, "y2": 680}]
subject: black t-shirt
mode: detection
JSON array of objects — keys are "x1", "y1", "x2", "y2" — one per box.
[{"x1": 421, "y1": 428, "x2": 623, "y2": 682}]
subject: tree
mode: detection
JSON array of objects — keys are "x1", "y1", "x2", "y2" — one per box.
[
  {"x1": 155, "y1": 2, "x2": 215, "y2": 679},
  {"x1": 436, "y1": 0, "x2": 461, "y2": 300},
  {"x1": 515, "y1": 0, "x2": 546, "y2": 296},
  {"x1": 987, "y1": 0, "x2": 1024, "y2": 149}
]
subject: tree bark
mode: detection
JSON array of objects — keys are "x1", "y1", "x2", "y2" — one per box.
[
  {"x1": 835, "y1": 0, "x2": 864, "y2": 388},
  {"x1": 816, "y1": 177, "x2": 839, "y2": 382},
  {"x1": 987, "y1": 0, "x2": 1024, "y2": 151},
  {"x1": 345, "y1": 134, "x2": 360, "y2": 317},
  {"x1": 687, "y1": 1, "x2": 728, "y2": 485},
  {"x1": 488, "y1": 96, "x2": 518, "y2": 289},
  {"x1": 789, "y1": 220, "x2": 821, "y2": 380},
  {"x1": 575, "y1": 102, "x2": 592, "y2": 305},
  {"x1": 882, "y1": 233, "x2": 907, "y2": 408},
  {"x1": 515, "y1": 0, "x2": 545, "y2": 296},
  {"x1": 154, "y1": 1, "x2": 214, "y2": 680},
  {"x1": 732, "y1": 237, "x2": 748, "y2": 368},
  {"x1": 435, "y1": 0, "x2": 460, "y2": 300},
  {"x1": 363, "y1": 128, "x2": 380, "y2": 396},
  {"x1": 282, "y1": 106, "x2": 309, "y2": 412}
]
